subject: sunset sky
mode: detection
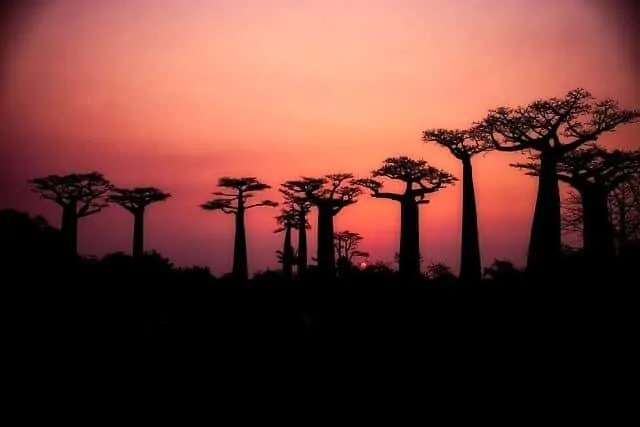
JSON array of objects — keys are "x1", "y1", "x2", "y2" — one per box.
[{"x1": 1, "y1": 0, "x2": 639, "y2": 275}]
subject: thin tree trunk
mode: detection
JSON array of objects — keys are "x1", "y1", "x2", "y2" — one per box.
[
  {"x1": 61, "y1": 201, "x2": 79, "y2": 257},
  {"x1": 316, "y1": 206, "x2": 335, "y2": 278},
  {"x1": 297, "y1": 213, "x2": 308, "y2": 275},
  {"x1": 232, "y1": 206, "x2": 248, "y2": 281},
  {"x1": 460, "y1": 157, "x2": 482, "y2": 285},
  {"x1": 399, "y1": 197, "x2": 420, "y2": 280},
  {"x1": 526, "y1": 153, "x2": 561, "y2": 276},
  {"x1": 133, "y1": 209, "x2": 144, "y2": 259},
  {"x1": 282, "y1": 225, "x2": 293, "y2": 279}
]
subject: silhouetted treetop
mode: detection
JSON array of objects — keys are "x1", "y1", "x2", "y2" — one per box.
[
  {"x1": 354, "y1": 157, "x2": 457, "y2": 203},
  {"x1": 512, "y1": 145, "x2": 640, "y2": 189},
  {"x1": 109, "y1": 187, "x2": 171, "y2": 213},
  {"x1": 474, "y1": 88, "x2": 640, "y2": 153},
  {"x1": 289, "y1": 174, "x2": 361, "y2": 213},
  {"x1": 274, "y1": 206, "x2": 309, "y2": 233},
  {"x1": 334, "y1": 230, "x2": 369, "y2": 261},
  {"x1": 422, "y1": 129, "x2": 490, "y2": 158},
  {"x1": 29, "y1": 172, "x2": 113, "y2": 217},
  {"x1": 201, "y1": 177, "x2": 277, "y2": 214}
]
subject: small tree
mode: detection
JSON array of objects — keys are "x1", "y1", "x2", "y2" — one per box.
[
  {"x1": 422, "y1": 128, "x2": 490, "y2": 286},
  {"x1": 354, "y1": 157, "x2": 456, "y2": 280},
  {"x1": 513, "y1": 145, "x2": 640, "y2": 261},
  {"x1": 29, "y1": 172, "x2": 113, "y2": 256},
  {"x1": 297, "y1": 174, "x2": 361, "y2": 277},
  {"x1": 334, "y1": 230, "x2": 369, "y2": 262},
  {"x1": 280, "y1": 180, "x2": 314, "y2": 274},
  {"x1": 201, "y1": 177, "x2": 277, "y2": 281},
  {"x1": 474, "y1": 88, "x2": 639, "y2": 276},
  {"x1": 109, "y1": 187, "x2": 171, "y2": 259}
]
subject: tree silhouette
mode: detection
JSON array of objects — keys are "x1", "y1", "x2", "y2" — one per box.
[
  {"x1": 280, "y1": 180, "x2": 314, "y2": 274},
  {"x1": 422, "y1": 128, "x2": 490, "y2": 286},
  {"x1": 474, "y1": 88, "x2": 639, "y2": 276},
  {"x1": 201, "y1": 177, "x2": 277, "y2": 281},
  {"x1": 109, "y1": 187, "x2": 171, "y2": 259},
  {"x1": 354, "y1": 157, "x2": 456, "y2": 280},
  {"x1": 274, "y1": 207, "x2": 299, "y2": 280},
  {"x1": 294, "y1": 174, "x2": 361, "y2": 277},
  {"x1": 513, "y1": 146, "x2": 640, "y2": 262},
  {"x1": 609, "y1": 173, "x2": 640, "y2": 251},
  {"x1": 333, "y1": 230, "x2": 369, "y2": 262},
  {"x1": 28, "y1": 172, "x2": 113, "y2": 256}
]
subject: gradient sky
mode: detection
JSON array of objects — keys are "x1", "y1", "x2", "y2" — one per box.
[{"x1": 1, "y1": 0, "x2": 639, "y2": 275}]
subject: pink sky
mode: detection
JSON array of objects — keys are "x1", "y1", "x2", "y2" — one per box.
[{"x1": 1, "y1": 0, "x2": 639, "y2": 275}]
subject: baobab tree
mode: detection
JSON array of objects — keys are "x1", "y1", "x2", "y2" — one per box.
[
  {"x1": 280, "y1": 180, "x2": 314, "y2": 274},
  {"x1": 354, "y1": 157, "x2": 456, "y2": 280},
  {"x1": 422, "y1": 128, "x2": 490, "y2": 285},
  {"x1": 108, "y1": 187, "x2": 171, "y2": 259},
  {"x1": 274, "y1": 207, "x2": 297, "y2": 280},
  {"x1": 474, "y1": 88, "x2": 639, "y2": 276},
  {"x1": 291, "y1": 174, "x2": 361, "y2": 277},
  {"x1": 200, "y1": 177, "x2": 277, "y2": 281},
  {"x1": 333, "y1": 230, "x2": 369, "y2": 262},
  {"x1": 513, "y1": 145, "x2": 640, "y2": 262},
  {"x1": 28, "y1": 172, "x2": 112, "y2": 256}
]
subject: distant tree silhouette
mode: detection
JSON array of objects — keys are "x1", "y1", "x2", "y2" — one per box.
[
  {"x1": 28, "y1": 172, "x2": 113, "y2": 256},
  {"x1": 201, "y1": 177, "x2": 277, "y2": 281},
  {"x1": 274, "y1": 207, "x2": 298, "y2": 280},
  {"x1": 333, "y1": 230, "x2": 369, "y2": 262},
  {"x1": 292, "y1": 174, "x2": 361, "y2": 277},
  {"x1": 474, "y1": 88, "x2": 639, "y2": 276},
  {"x1": 422, "y1": 128, "x2": 490, "y2": 286},
  {"x1": 109, "y1": 187, "x2": 171, "y2": 259},
  {"x1": 354, "y1": 157, "x2": 456, "y2": 280},
  {"x1": 514, "y1": 146, "x2": 640, "y2": 261},
  {"x1": 609, "y1": 173, "x2": 640, "y2": 251},
  {"x1": 279, "y1": 181, "x2": 314, "y2": 274}
]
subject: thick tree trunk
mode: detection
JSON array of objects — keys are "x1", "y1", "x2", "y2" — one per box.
[
  {"x1": 232, "y1": 207, "x2": 248, "y2": 281},
  {"x1": 297, "y1": 214, "x2": 308, "y2": 274},
  {"x1": 460, "y1": 157, "x2": 482, "y2": 285},
  {"x1": 282, "y1": 225, "x2": 293, "y2": 279},
  {"x1": 61, "y1": 201, "x2": 78, "y2": 257},
  {"x1": 399, "y1": 198, "x2": 420, "y2": 280},
  {"x1": 316, "y1": 206, "x2": 335, "y2": 278},
  {"x1": 526, "y1": 153, "x2": 561, "y2": 277},
  {"x1": 581, "y1": 187, "x2": 615, "y2": 263},
  {"x1": 133, "y1": 209, "x2": 144, "y2": 259}
]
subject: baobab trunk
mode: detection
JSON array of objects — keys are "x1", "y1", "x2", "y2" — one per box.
[
  {"x1": 61, "y1": 202, "x2": 79, "y2": 257},
  {"x1": 581, "y1": 188, "x2": 615, "y2": 262},
  {"x1": 297, "y1": 214, "x2": 308, "y2": 274},
  {"x1": 399, "y1": 198, "x2": 420, "y2": 280},
  {"x1": 460, "y1": 157, "x2": 482, "y2": 285},
  {"x1": 233, "y1": 206, "x2": 249, "y2": 281},
  {"x1": 282, "y1": 225, "x2": 293, "y2": 279},
  {"x1": 133, "y1": 210, "x2": 144, "y2": 259},
  {"x1": 316, "y1": 206, "x2": 336, "y2": 278},
  {"x1": 526, "y1": 153, "x2": 561, "y2": 276}
]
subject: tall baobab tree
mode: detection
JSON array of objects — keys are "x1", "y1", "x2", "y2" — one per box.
[
  {"x1": 292, "y1": 174, "x2": 360, "y2": 277},
  {"x1": 422, "y1": 128, "x2": 490, "y2": 285},
  {"x1": 108, "y1": 187, "x2": 171, "y2": 259},
  {"x1": 201, "y1": 177, "x2": 277, "y2": 281},
  {"x1": 474, "y1": 88, "x2": 639, "y2": 276},
  {"x1": 28, "y1": 172, "x2": 112, "y2": 256},
  {"x1": 354, "y1": 157, "x2": 456, "y2": 280},
  {"x1": 274, "y1": 207, "x2": 297, "y2": 280},
  {"x1": 280, "y1": 180, "x2": 314, "y2": 274},
  {"x1": 513, "y1": 145, "x2": 640, "y2": 262}
]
